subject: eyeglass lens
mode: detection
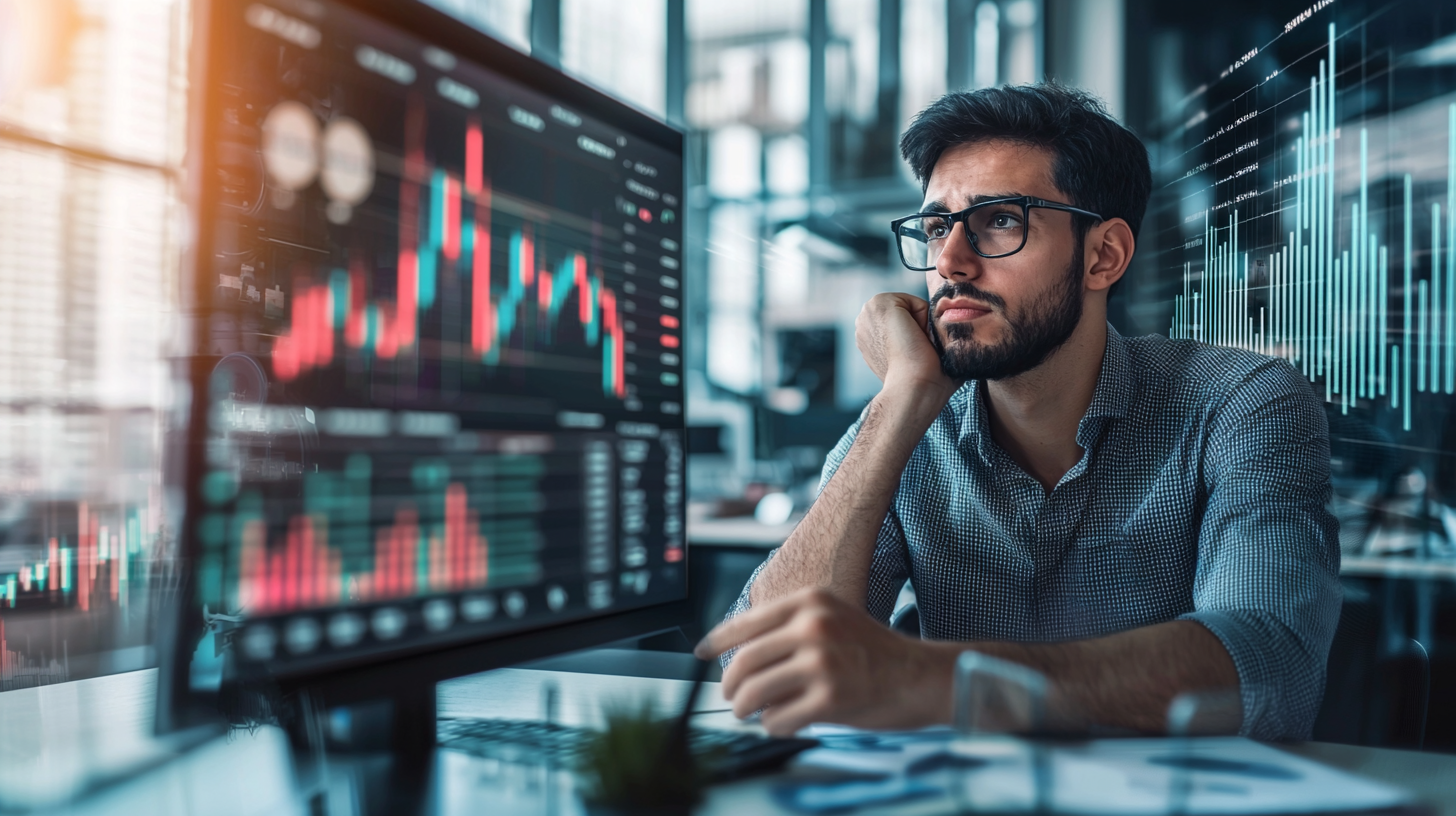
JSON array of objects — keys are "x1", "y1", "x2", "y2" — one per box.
[{"x1": 898, "y1": 203, "x2": 1027, "y2": 268}]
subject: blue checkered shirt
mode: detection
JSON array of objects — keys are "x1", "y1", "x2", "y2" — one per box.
[{"x1": 728, "y1": 325, "x2": 1342, "y2": 740}]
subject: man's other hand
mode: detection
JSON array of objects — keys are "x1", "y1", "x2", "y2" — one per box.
[
  {"x1": 694, "y1": 588, "x2": 956, "y2": 736},
  {"x1": 854, "y1": 293, "x2": 957, "y2": 396}
]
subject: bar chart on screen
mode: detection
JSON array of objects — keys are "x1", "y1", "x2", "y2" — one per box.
[
  {"x1": 195, "y1": 450, "x2": 552, "y2": 618},
  {"x1": 1166, "y1": 11, "x2": 1456, "y2": 433}
]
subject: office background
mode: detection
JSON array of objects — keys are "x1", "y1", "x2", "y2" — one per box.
[{"x1": 1, "y1": 0, "x2": 1454, "y2": 754}]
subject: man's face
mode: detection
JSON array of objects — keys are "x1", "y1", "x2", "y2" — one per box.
[{"x1": 921, "y1": 140, "x2": 1087, "y2": 381}]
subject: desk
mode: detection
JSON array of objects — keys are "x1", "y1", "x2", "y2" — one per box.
[{"x1": 5, "y1": 657, "x2": 1456, "y2": 815}]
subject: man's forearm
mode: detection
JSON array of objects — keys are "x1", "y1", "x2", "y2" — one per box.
[
  {"x1": 749, "y1": 388, "x2": 947, "y2": 608},
  {"x1": 915, "y1": 620, "x2": 1241, "y2": 733}
]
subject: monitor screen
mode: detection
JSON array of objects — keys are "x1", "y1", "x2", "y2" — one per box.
[{"x1": 179, "y1": 0, "x2": 685, "y2": 688}]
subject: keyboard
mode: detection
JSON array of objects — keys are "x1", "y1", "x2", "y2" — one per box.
[{"x1": 437, "y1": 717, "x2": 817, "y2": 781}]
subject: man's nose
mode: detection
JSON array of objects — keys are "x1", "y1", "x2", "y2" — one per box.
[{"x1": 934, "y1": 221, "x2": 984, "y2": 282}]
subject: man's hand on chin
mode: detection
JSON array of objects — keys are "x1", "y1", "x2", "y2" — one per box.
[{"x1": 694, "y1": 588, "x2": 958, "y2": 737}]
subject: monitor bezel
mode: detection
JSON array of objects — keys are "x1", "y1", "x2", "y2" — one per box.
[{"x1": 157, "y1": 0, "x2": 691, "y2": 734}]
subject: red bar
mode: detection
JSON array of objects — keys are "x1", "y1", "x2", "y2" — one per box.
[
  {"x1": 48, "y1": 537, "x2": 58, "y2": 591},
  {"x1": 397, "y1": 250, "x2": 418, "y2": 346},
  {"x1": 660, "y1": 334, "x2": 680, "y2": 348},
  {"x1": 292, "y1": 281, "x2": 312, "y2": 370},
  {"x1": 376, "y1": 306, "x2": 399, "y2": 359},
  {"x1": 615, "y1": 322, "x2": 626, "y2": 397},
  {"x1": 273, "y1": 334, "x2": 300, "y2": 381},
  {"x1": 268, "y1": 550, "x2": 284, "y2": 612},
  {"x1": 403, "y1": 524, "x2": 417, "y2": 597},
  {"x1": 398, "y1": 508, "x2": 419, "y2": 597},
  {"x1": 77, "y1": 539, "x2": 90, "y2": 611},
  {"x1": 660, "y1": 314, "x2": 679, "y2": 329},
  {"x1": 446, "y1": 484, "x2": 466, "y2": 591},
  {"x1": 316, "y1": 288, "x2": 334, "y2": 367},
  {"x1": 443, "y1": 175, "x2": 461, "y2": 261},
  {"x1": 111, "y1": 537, "x2": 120, "y2": 601},
  {"x1": 392, "y1": 526, "x2": 405, "y2": 598},
  {"x1": 575, "y1": 255, "x2": 591, "y2": 324},
  {"x1": 465, "y1": 121, "x2": 483, "y2": 196},
  {"x1": 538, "y1": 269, "x2": 553, "y2": 313},
  {"x1": 472, "y1": 223, "x2": 493, "y2": 355}
]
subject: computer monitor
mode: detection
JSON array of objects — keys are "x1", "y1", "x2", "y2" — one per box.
[{"x1": 158, "y1": 0, "x2": 688, "y2": 736}]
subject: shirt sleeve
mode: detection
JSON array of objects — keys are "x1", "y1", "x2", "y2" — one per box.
[
  {"x1": 720, "y1": 413, "x2": 912, "y2": 659},
  {"x1": 1178, "y1": 359, "x2": 1342, "y2": 741}
]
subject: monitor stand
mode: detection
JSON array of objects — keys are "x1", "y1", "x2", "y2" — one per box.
[{"x1": 272, "y1": 611, "x2": 691, "y2": 815}]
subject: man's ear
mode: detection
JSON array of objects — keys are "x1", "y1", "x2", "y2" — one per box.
[{"x1": 1084, "y1": 218, "x2": 1135, "y2": 293}]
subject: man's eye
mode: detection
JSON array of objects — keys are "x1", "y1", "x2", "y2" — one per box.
[
  {"x1": 926, "y1": 222, "x2": 950, "y2": 238},
  {"x1": 990, "y1": 213, "x2": 1021, "y2": 229}
]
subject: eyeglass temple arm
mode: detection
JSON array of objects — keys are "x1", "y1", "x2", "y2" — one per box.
[{"x1": 1031, "y1": 199, "x2": 1105, "y2": 220}]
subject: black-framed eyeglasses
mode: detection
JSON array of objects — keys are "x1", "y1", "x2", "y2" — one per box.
[{"x1": 890, "y1": 196, "x2": 1104, "y2": 271}]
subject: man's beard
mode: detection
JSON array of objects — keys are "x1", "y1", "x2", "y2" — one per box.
[{"x1": 926, "y1": 248, "x2": 1085, "y2": 382}]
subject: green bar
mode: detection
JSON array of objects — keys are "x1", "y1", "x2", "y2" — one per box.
[
  {"x1": 1434, "y1": 204, "x2": 1443, "y2": 389},
  {"x1": 1380, "y1": 246, "x2": 1389, "y2": 394},
  {"x1": 1448, "y1": 104, "x2": 1456, "y2": 393},
  {"x1": 1420, "y1": 280, "x2": 1430, "y2": 393},
  {"x1": 1405, "y1": 174, "x2": 1414, "y2": 405},
  {"x1": 1313, "y1": 68, "x2": 1324, "y2": 381}
]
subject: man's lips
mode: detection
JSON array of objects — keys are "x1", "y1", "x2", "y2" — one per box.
[{"x1": 936, "y1": 299, "x2": 994, "y2": 322}]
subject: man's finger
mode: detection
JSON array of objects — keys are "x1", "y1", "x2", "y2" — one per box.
[
  {"x1": 693, "y1": 594, "x2": 804, "y2": 659},
  {"x1": 729, "y1": 654, "x2": 818, "y2": 720},
  {"x1": 718, "y1": 625, "x2": 802, "y2": 700},
  {"x1": 759, "y1": 684, "x2": 832, "y2": 737}
]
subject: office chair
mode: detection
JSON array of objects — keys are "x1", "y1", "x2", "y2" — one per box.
[
  {"x1": 1312, "y1": 587, "x2": 1430, "y2": 749},
  {"x1": 890, "y1": 601, "x2": 920, "y2": 637}
]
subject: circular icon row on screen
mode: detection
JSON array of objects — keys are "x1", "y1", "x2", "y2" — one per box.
[{"x1": 239, "y1": 585, "x2": 572, "y2": 662}]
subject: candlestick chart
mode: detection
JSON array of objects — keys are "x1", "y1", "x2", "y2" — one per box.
[{"x1": 267, "y1": 110, "x2": 641, "y2": 405}]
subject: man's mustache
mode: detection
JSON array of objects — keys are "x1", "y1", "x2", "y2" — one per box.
[{"x1": 928, "y1": 281, "x2": 1005, "y2": 316}]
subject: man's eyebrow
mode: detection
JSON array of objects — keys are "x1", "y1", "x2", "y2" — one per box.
[{"x1": 919, "y1": 192, "x2": 1026, "y2": 212}]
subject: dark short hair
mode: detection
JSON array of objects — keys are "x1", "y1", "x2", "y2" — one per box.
[{"x1": 899, "y1": 84, "x2": 1152, "y2": 240}]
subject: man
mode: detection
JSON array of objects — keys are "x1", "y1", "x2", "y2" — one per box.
[{"x1": 695, "y1": 84, "x2": 1341, "y2": 741}]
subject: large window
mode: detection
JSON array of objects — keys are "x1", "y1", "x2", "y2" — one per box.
[{"x1": 0, "y1": 0, "x2": 187, "y2": 690}]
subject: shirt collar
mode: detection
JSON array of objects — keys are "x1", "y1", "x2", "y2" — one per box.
[{"x1": 955, "y1": 322, "x2": 1132, "y2": 462}]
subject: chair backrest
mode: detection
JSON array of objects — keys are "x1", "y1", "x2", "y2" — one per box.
[
  {"x1": 889, "y1": 601, "x2": 921, "y2": 637},
  {"x1": 1311, "y1": 588, "x2": 1429, "y2": 749}
]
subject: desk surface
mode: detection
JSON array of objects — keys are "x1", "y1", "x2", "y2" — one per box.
[{"x1": 4, "y1": 658, "x2": 1455, "y2": 815}]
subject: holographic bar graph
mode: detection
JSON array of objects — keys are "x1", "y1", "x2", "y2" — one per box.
[
  {"x1": 0, "y1": 618, "x2": 69, "y2": 691},
  {"x1": 269, "y1": 105, "x2": 629, "y2": 400},
  {"x1": 0, "y1": 503, "x2": 151, "y2": 612},
  {"x1": 1170, "y1": 23, "x2": 1456, "y2": 432}
]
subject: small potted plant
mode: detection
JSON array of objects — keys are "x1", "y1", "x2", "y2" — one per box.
[{"x1": 577, "y1": 700, "x2": 712, "y2": 816}]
